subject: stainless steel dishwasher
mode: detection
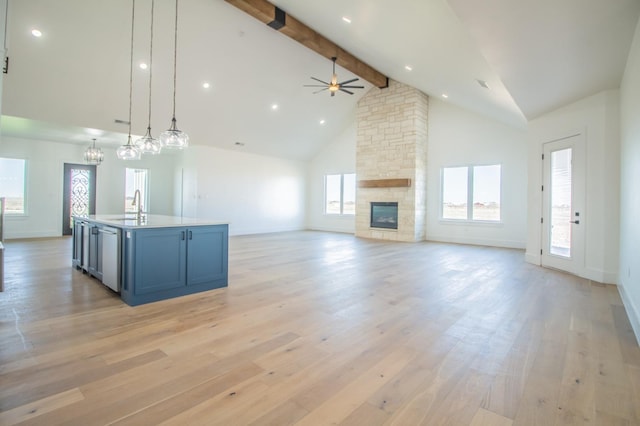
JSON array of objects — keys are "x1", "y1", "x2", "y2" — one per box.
[{"x1": 100, "y1": 226, "x2": 120, "y2": 292}]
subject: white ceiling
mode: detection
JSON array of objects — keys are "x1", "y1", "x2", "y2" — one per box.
[{"x1": 1, "y1": 0, "x2": 639, "y2": 161}]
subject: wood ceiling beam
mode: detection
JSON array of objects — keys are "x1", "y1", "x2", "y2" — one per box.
[{"x1": 224, "y1": 0, "x2": 389, "y2": 88}]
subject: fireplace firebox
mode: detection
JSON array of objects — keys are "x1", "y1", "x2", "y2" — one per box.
[{"x1": 370, "y1": 202, "x2": 398, "y2": 229}]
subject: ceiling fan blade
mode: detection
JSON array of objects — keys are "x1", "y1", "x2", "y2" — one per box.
[
  {"x1": 311, "y1": 77, "x2": 330, "y2": 85},
  {"x1": 339, "y1": 88, "x2": 355, "y2": 95},
  {"x1": 338, "y1": 78, "x2": 359, "y2": 85},
  {"x1": 340, "y1": 85, "x2": 365, "y2": 89},
  {"x1": 313, "y1": 88, "x2": 329, "y2": 94},
  {"x1": 304, "y1": 84, "x2": 329, "y2": 87}
]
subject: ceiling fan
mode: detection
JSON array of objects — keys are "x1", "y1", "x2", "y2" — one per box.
[{"x1": 305, "y1": 57, "x2": 365, "y2": 96}]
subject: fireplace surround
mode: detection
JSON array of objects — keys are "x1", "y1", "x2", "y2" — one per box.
[{"x1": 370, "y1": 202, "x2": 398, "y2": 229}]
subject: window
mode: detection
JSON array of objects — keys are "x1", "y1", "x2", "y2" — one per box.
[
  {"x1": 0, "y1": 158, "x2": 27, "y2": 214},
  {"x1": 325, "y1": 173, "x2": 356, "y2": 215},
  {"x1": 442, "y1": 164, "x2": 501, "y2": 221},
  {"x1": 125, "y1": 168, "x2": 148, "y2": 213}
]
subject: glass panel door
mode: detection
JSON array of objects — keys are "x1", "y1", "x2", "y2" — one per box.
[
  {"x1": 550, "y1": 148, "x2": 572, "y2": 257},
  {"x1": 541, "y1": 134, "x2": 584, "y2": 275},
  {"x1": 70, "y1": 169, "x2": 91, "y2": 219},
  {"x1": 62, "y1": 164, "x2": 96, "y2": 235}
]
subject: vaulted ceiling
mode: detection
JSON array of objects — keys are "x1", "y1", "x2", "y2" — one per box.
[{"x1": 1, "y1": 0, "x2": 639, "y2": 161}]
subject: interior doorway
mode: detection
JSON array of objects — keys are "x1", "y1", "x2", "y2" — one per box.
[
  {"x1": 541, "y1": 134, "x2": 585, "y2": 275},
  {"x1": 62, "y1": 163, "x2": 96, "y2": 236}
]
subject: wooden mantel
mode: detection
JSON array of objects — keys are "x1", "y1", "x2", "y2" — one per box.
[{"x1": 358, "y1": 178, "x2": 411, "y2": 188}]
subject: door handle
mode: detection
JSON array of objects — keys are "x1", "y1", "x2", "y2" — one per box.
[{"x1": 569, "y1": 220, "x2": 580, "y2": 224}]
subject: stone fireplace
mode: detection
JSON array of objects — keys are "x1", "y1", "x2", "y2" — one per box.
[{"x1": 355, "y1": 80, "x2": 429, "y2": 242}]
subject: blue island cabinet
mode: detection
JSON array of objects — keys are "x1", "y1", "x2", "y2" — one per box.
[{"x1": 120, "y1": 224, "x2": 228, "y2": 306}]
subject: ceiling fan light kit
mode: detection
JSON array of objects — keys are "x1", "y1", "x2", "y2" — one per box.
[{"x1": 305, "y1": 57, "x2": 365, "y2": 97}]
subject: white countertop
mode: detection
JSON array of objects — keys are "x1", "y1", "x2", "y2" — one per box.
[{"x1": 77, "y1": 214, "x2": 228, "y2": 229}]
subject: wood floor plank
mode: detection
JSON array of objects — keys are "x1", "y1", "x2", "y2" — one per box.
[
  {"x1": 1, "y1": 232, "x2": 639, "y2": 425},
  {"x1": 0, "y1": 388, "x2": 84, "y2": 425},
  {"x1": 108, "y1": 362, "x2": 264, "y2": 425},
  {"x1": 293, "y1": 346, "x2": 418, "y2": 425},
  {"x1": 470, "y1": 408, "x2": 513, "y2": 426}
]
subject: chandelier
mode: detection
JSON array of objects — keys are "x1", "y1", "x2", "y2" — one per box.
[{"x1": 84, "y1": 138, "x2": 104, "y2": 165}]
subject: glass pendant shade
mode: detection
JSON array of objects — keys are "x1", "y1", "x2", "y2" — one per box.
[
  {"x1": 84, "y1": 138, "x2": 104, "y2": 164},
  {"x1": 118, "y1": 0, "x2": 140, "y2": 161},
  {"x1": 161, "y1": 0, "x2": 189, "y2": 151},
  {"x1": 135, "y1": 127, "x2": 162, "y2": 154},
  {"x1": 160, "y1": 118, "x2": 189, "y2": 149},
  {"x1": 117, "y1": 136, "x2": 142, "y2": 160}
]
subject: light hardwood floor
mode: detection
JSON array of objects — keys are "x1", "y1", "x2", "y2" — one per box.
[{"x1": 1, "y1": 232, "x2": 639, "y2": 425}]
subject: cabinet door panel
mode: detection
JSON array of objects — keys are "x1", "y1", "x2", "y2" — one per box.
[
  {"x1": 88, "y1": 226, "x2": 103, "y2": 280},
  {"x1": 187, "y1": 226, "x2": 228, "y2": 286},
  {"x1": 135, "y1": 229, "x2": 186, "y2": 293},
  {"x1": 72, "y1": 221, "x2": 83, "y2": 268}
]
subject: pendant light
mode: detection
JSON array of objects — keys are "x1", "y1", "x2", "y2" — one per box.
[
  {"x1": 159, "y1": 0, "x2": 189, "y2": 149},
  {"x1": 117, "y1": 0, "x2": 142, "y2": 161},
  {"x1": 135, "y1": 0, "x2": 162, "y2": 155},
  {"x1": 84, "y1": 138, "x2": 104, "y2": 165}
]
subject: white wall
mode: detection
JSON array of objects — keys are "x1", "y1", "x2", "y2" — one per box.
[
  {"x1": 177, "y1": 145, "x2": 307, "y2": 236},
  {"x1": 0, "y1": 0, "x2": 6, "y2": 117},
  {"x1": 426, "y1": 99, "x2": 528, "y2": 248},
  {"x1": 307, "y1": 122, "x2": 356, "y2": 233},
  {"x1": 526, "y1": 90, "x2": 621, "y2": 284},
  {"x1": 619, "y1": 16, "x2": 640, "y2": 340},
  {"x1": 0, "y1": 136, "x2": 176, "y2": 238}
]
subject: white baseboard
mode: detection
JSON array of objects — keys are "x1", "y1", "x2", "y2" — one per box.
[
  {"x1": 308, "y1": 226, "x2": 355, "y2": 234},
  {"x1": 5, "y1": 230, "x2": 62, "y2": 239},
  {"x1": 229, "y1": 225, "x2": 305, "y2": 236},
  {"x1": 618, "y1": 284, "x2": 640, "y2": 346},
  {"x1": 525, "y1": 252, "x2": 541, "y2": 265},
  {"x1": 583, "y1": 267, "x2": 618, "y2": 285},
  {"x1": 425, "y1": 234, "x2": 526, "y2": 250}
]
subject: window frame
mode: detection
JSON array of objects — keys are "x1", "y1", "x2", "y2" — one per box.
[
  {"x1": 0, "y1": 157, "x2": 28, "y2": 216},
  {"x1": 440, "y1": 164, "x2": 502, "y2": 223},
  {"x1": 124, "y1": 168, "x2": 149, "y2": 214},
  {"x1": 324, "y1": 173, "x2": 356, "y2": 216}
]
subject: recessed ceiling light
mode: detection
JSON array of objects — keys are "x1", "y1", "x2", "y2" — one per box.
[
  {"x1": 31, "y1": 29, "x2": 42, "y2": 37},
  {"x1": 202, "y1": 82, "x2": 210, "y2": 89},
  {"x1": 319, "y1": 119, "x2": 326, "y2": 125},
  {"x1": 442, "y1": 94, "x2": 449, "y2": 99},
  {"x1": 139, "y1": 63, "x2": 148, "y2": 70},
  {"x1": 271, "y1": 104, "x2": 279, "y2": 110},
  {"x1": 404, "y1": 65, "x2": 413, "y2": 71},
  {"x1": 342, "y1": 16, "x2": 352, "y2": 24}
]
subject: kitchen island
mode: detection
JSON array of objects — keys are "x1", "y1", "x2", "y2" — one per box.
[{"x1": 72, "y1": 215, "x2": 228, "y2": 306}]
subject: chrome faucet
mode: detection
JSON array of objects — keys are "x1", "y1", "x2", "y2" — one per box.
[{"x1": 131, "y1": 189, "x2": 144, "y2": 221}]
